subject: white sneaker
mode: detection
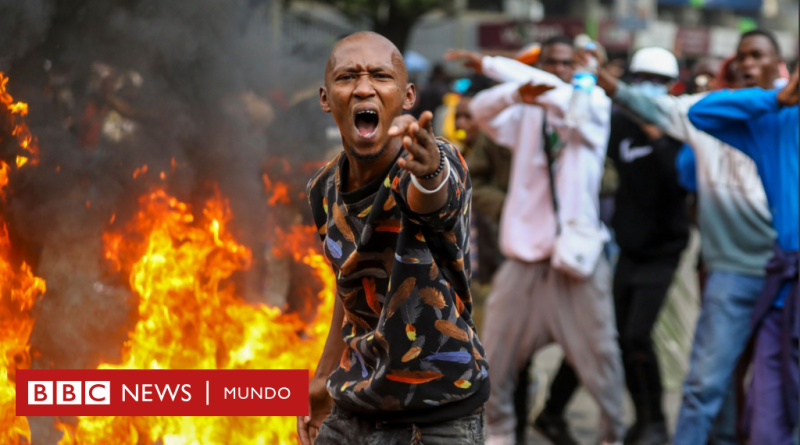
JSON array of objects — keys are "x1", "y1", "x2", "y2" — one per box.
[{"x1": 485, "y1": 433, "x2": 515, "y2": 445}]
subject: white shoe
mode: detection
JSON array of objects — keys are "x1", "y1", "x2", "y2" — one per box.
[{"x1": 485, "y1": 433, "x2": 515, "y2": 445}]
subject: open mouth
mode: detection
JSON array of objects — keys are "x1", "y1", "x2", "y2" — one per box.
[
  {"x1": 742, "y1": 72, "x2": 757, "y2": 85},
  {"x1": 354, "y1": 109, "x2": 379, "y2": 138}
]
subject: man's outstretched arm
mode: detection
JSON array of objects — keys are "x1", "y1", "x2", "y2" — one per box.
[
  {"x1": 686, "y1": 89, "x2": 779, "y2": 158},
  {"x1": 596, "y1": 68, "x2": 699, "y2": 143},
  {"x1": 445, "y1": 49, "x2": 567, "y2": 87}
]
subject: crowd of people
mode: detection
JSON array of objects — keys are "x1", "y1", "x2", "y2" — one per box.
[{"x1": 297, "y1": 29, "x2": 798, "y2": 445}]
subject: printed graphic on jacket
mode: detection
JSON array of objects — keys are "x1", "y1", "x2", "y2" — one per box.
[{"x1": 306, "y1": 140, "x2": 489, "y2": 417}]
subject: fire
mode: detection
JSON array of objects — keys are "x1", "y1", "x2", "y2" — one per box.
[
  {"x1": 0, "y1": 226, "x2": 46, "y2": 445},
  {"x1": 263, "y1": 173, "x2": 291, "y2": 206},
  {"x1": 59, "y1": 189, "x2": 334, "y2": 444},
  {"x1": 132, "y1": 165, "x2": 148, "y2": 179},
  {"x1": 0, "y1": 73, "x2": 47, "y2": 445},
  {"x1": 0, "y1": 73, "x2": 40, "y2": 165}
]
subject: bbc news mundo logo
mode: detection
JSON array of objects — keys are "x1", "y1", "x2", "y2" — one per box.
[
  {"x1": 28, "y1": 381, "x2": 111, "y2": 405},
  {"x1": 17, "y1": 369, "x2": 308, "y2": 416}
]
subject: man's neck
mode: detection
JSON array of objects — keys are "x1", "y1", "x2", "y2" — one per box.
[{"x1": 344, "y1": 139, "x2": 402, "y2": 192}]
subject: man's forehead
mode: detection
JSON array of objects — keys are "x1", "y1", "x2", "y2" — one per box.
[
  {"x1": 542, "y1": 44, "x2": 573, "y2": 59},
  {"x1": 329, "y1": 38, "x2": 401, "y2": 72},
  {"x1": 332, "y1": 49, "x2": 396, "y2": 70},
  {"x1": 739, "y1": 35, "x2": 775, "y2": 53}
]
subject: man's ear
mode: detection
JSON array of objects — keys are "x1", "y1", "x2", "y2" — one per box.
[
  {"x1": 320, "y1": 86, "x2": 331, "y2": 113},
  {"x1": 403, "y1": 83, "x2": 417, "y2": 111}
]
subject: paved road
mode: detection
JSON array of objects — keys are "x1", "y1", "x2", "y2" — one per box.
[{"x1": 525, "y1": 345, "x2": 682, "y2": 445}]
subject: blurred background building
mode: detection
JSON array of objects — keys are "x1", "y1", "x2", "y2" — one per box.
[{"x1": 273, "y1": 0, "x2": 798, "y2": 79}]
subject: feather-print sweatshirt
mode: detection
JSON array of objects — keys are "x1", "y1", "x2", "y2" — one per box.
[{"x1": 306, "y1": 140, "x2": 490, "y2": 424}]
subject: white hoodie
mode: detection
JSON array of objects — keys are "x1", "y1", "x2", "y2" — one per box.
[{"x1": 470, "y1": 56, "x2": 611, "y2": 262}]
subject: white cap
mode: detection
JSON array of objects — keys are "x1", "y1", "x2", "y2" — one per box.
[{"x1": 629, "y1": 47, "x2": 679, "y2": 79}]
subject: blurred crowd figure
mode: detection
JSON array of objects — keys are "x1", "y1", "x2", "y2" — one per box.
[
  {"x1": 439, "y1": 27, "x2": 797, "y2": 445},
  {"x1": 541, "y1": 47, "x2": 690, "y2": 445},
  {"x1": 449, "y1": 36, "x2": 626, "y2": 445}
]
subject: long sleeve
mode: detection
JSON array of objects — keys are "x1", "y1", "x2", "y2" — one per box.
[
  {"x1": 469, "y1": 82, "x2": 525, "y2": 149},
  {"x1": 482, "y1": 56, "x2": 577, "y2": 116},
  {"x1": 614, "y1": 82, "x2": 703, "y2": 143},
  {"x1": 552, "y1": 89, "x2": 611, "y2": 160},
  {"x1": 688, "y1": 89, "x2": 782, "y2": 158},
  {"x1": 481, "y1": 55, "x2": 568, "y2": 87}
]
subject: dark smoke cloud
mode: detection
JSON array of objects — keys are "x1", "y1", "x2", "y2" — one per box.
[{"x1": 0, "y1": 0, "x2": 55, "y2": 71}]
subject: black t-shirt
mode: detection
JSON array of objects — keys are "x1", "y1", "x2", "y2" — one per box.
[
  {"x1": 306, "y1": 141, "x2": 489, "y2": 424},
  {"x1": 607, "y1": 108, "x2": 690, "y2": 260}
]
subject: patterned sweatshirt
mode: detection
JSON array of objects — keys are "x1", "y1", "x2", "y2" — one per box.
[{"x1": 306, "y1": 140, "x2": 490, "y2": 424}]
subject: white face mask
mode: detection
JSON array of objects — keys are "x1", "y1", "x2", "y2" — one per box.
[{"x1": 633, "y1": 81, "x2": 669, "y2": 97}]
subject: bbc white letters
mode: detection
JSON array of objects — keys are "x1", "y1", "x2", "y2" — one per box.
[{"x1": 28, "y1": 381, "x2": 110, "y2": 405}]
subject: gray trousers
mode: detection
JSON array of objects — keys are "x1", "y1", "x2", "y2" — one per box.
[{"x1": 482, "y1": 258, "x2": 625, "y2": 442}]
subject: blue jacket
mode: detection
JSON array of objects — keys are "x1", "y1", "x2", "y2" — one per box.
[{"x1": 688, "y1": 88, "x2": 799, "y2": 253}]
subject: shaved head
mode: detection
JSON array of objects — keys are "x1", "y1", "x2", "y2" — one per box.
[
  {"x1": 320, "y1": 30, "x2": 416, "y2": 163},
  {"x1": 325, "y1": 32, "x2": 408, "y2": 85}
]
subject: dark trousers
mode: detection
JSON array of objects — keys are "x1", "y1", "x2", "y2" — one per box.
[
  {"x1": 745, "y1": 306, "x2": 799, "y2": 444},
  {"x1": 315, "y1": 405, "x2": 485, "y2": 445},
  {"x1": 514, "y1": 359, "x2": 532, "y2": 444},
  {"x1": 543, "y1": 253, "x2": 679, "y2": 425}
]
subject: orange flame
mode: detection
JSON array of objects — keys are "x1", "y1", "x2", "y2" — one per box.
[
  {"x1": 0, "y1": 73, "x2": 46, "y2": 445},
  {"x1": 59, "y1": 189, "x2": 334, "y2": 444},
  {"x1": 132, "y1": 165, "x2": 148, "y2": 179},
  {"x1": 262, "y1": 173, "x2": 292, "y2": 206},
  {"x1": 0, "y1": 223, "x2": 46, "y2": 445},
  {"x1": 0, "y1": 73, "x2": 40, "y2": 165}
]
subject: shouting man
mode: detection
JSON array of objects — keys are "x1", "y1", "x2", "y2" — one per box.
[{"x1": 297, "y1": 32, "x2": 489, "y2": 445}]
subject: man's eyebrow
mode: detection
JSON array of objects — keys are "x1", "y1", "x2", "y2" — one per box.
[{"x1": 336, "y1": 65, "x2": 394, "y2": 74}]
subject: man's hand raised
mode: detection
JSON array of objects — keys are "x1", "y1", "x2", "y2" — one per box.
[
  {"x1": 444, "y1": 49, "x2": 484, "y2": 73},
  {"x1": 517, "y1": 82, "x2": 556, "y2": 105},
  {"x1": 777, "y1": 64, "x2": 799, "y2": 107},
  {"x1": 389, "y1": 111, "x2": 449, "y2": 215},
  {"x1": 389, "y1": 111, "x2": 441, "y2": 178},
  {"x1": 575, "y1": 47, "x2": 617, "y2": 97}
]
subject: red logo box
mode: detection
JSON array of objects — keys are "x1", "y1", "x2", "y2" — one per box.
[{"x1": 17, "y1": 369, "x2": 309, "y2": 416}]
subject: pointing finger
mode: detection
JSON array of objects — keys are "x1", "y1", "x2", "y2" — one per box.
[
  {"x1": 388, "y1": 115, "x2": 416, "y2": 137},
  {"x1": 418, "y1": 111, "x2": 434, "y2": 134}
]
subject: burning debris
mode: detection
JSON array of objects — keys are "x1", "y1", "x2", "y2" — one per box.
[
  {"x1": 0, "y1": 220, "x2": 46, "y2": 445},
  {"x1": 55, "y1": 188, "x2": 334, "y2": 444},
  {"x1": 0, "y1": 73, "x2": 40, "y2": 169},
  {"x1": 0, "y1": 72, "x2": 47, "y2": 445}
]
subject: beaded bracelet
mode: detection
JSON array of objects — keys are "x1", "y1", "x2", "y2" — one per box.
[
  {"x1": 411, "y1": 157, "x2": 451, "y2": 195},
  {"x1": 417, "y1": 145, "x2": 445, "y2": 180}
]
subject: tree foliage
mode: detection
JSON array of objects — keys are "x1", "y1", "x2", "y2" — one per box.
[
  {"x1": 312, "y1": 0, "x2": 452, "y2": 23},
  {"x1": 295, "y1": 0, "x2": 454, "y2": 52}
]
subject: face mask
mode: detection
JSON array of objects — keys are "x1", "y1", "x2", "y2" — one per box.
[{"x1": 633, "y1": 81, "x2": 669, "y2": 97}]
